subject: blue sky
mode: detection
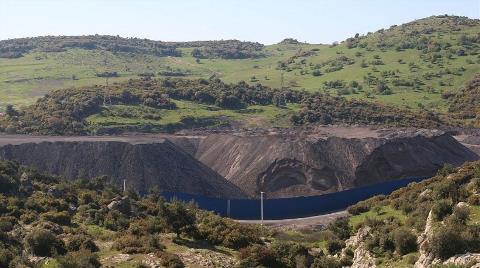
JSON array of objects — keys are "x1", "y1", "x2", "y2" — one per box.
[{"x1": 1, "y1": 0, "x2": 479, "y2": 44}]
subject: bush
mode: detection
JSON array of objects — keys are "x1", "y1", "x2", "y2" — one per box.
[
  {"x1": 216, "y1": 95, "x2": 246, "y2": 110},
  {"x1": 326, "y1": 239, "x2": 345, "y2": 255},
  {"x1": 446, "y1": 206, "x2": 470, "y2": 225},
  {"x1": 0, "y1": 216, "x2": 15, "y2": 232},
  {"x1": 161, "y1": 200, "x2": 196, "y2": 238},
  {"x1": 432, "y1": 200, "x2": 453, "y2": 221},
  {"x1": 56, "y1": 250, "x2": 101, "y2": 268},
  {"x1": 66, "y1": 235, "x2": 99, "y2": 252},
  {"x1": 429, "y1": 226, "x2": 465, "y2": 259},
  {"x1": 270, "y1": 241, "x2": 312, "y2": 268},
  {"x1": 196, "y1": 212, "x2": 261, "y2": 249},
  {"x1": 393, "y1": 228, "x2": 417, "y2": 255},
  {"x1": 112, "y1": 234, "x2": 164, "y2": 254},
  {"x1": 41, "y1": 211, "x2": 72, "y2": 225},
  {"x1": 0, "y1": 248, "x2": 14, "y2": 268},
  {"x1": 327, "y1": 217, "x2": 352, "y2": 240},
  {"x1": 24, "y1": 228, "x2": 66, "y2": 257},
  {"x1": 238, "y1": 244, "x2": 280, "y2": 268},
  {"x1": 347, "y1": 201, "x2": 371, "y2": 215},
  {"x1": 311, "y1": 256, "x2": 342, "y2": 268},
  {"x1": 156, "y1": 252, "x2": 185, "y2": 268},
  {"x1": 437, "y1": 163, "x2": 455, "y2": 176}
]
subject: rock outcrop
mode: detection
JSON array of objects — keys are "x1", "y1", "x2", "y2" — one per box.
[
  {"x1": 415, "y1": 210, "x2": 439, "y2": 268},
  {"x1": 344, "y1": 227, "x2": 376, "y2": 268},
  {"x1": 443, "y1": 253, "x2": 480, "y2": 267}
]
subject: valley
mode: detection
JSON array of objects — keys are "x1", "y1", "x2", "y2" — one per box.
[{"x1": 0, "y1": 8, "x2": 479, "y2": 268}]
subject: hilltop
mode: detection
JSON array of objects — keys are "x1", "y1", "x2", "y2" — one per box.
[{"x1": 0, "y1": 15, "x2": 478, "y2": 117}]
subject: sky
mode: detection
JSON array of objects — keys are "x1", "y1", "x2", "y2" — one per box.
[{"x1": 0, "y1": 0, "x2": 479, "y2": 44}]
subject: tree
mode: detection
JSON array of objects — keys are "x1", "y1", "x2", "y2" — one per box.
[
  {"x1": 216, "y1": 95, "x2": 246, "y2": 110},
  {"x1": 24, "y1": 229, "x2": 66, "y2": 257},
  {"x1": 327, "y1": 217, "x2": 352, "y2": 240},
  {"x1": 191, "y1": 48, "x2": 202, "y2": 58},
  {"x1": 375, "y1": 81, "x2": 391, "y2": 95},
  {"x1": 393, "y1": 228, "x2": 417, "y2": 255},
  {"x1": 326, "y1": 239, "x2": 345, "y2": 255},
  {"x1": 5, "y1": 105, "x2": 18, "y2": 117},
  {"x1": 432, "y1": 199, "x2": 453, "y2": 221},
  {"x1": 56, "y1": 250, "x2": 101, "y2": 268},
  {"x1": 162, "y1": 200, "x2": 196, "y2": 238}
]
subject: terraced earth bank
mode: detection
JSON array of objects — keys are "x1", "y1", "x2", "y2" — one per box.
[{"x1": 0, "y1": 127, "x2": 478, "y2": 198}]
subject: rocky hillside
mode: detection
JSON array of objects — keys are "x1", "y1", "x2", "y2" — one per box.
[
  {"x1": 339, "y1": 160, "x2": 480, "y2": 267},
  {"x1": 0, "y1": 137, "x2": 246, "y2": 198}
]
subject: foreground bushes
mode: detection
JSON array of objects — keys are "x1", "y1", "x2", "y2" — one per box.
[
  {"x1": 196, "y1": 211, "x2": 262, "y2": 249},
  {"x1": 346, "y1": 161, "x2": 480, "y2": 262},
  {"x1": 112, "y1": 234, "x2": 164, "y2": 254},
  {"x1": 0, "y1": 159, "x2": 265, "y2": 267},
  {"x1": 56, "y1": 250, "x2": 101, "y2": 268},
  {"x1": 24, "y1": 228, "x2": 66, "y2": 257}
]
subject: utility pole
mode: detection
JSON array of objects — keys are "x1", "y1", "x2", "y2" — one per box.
[
  {"x1": 227, "y1": 199, "x2": 231, "y2": 218},
  {"x1": 260, "y1": 192, "x2": 264, "y2": 225}
]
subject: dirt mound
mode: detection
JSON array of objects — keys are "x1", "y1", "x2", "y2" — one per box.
[
  {"x1": 0, "y1": 139, "x2": 245, "y2": 198},
  {"x1": 0, "y1": 128, "x2": 477, "y2": 199},
  {"x1": 192, "y1": 131, "x2": 478, "y2": 197}
]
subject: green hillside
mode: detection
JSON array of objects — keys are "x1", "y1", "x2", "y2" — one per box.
[{"x1": 0, "y1": 15, "x2": 478, "y2": 113}]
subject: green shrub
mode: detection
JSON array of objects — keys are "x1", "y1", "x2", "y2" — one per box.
[
  {"x1": 437, "y1": 164, "x2": 455, "y2": 176},
  {"x1": 432, "y1": 200, "x2": 453, "y2": 221},
  {"x1": 20, "y1": 210, "x2": 38, "y2": 224},
  {"x1": 311, "y1": 256, "x2": 341, "y2": 268},
  {"x1": 0, "y1": 161, "x2": 20, "y2": 194},
  {"x1": 446, "y1": 206, "x2": 470, "y2": 225},
  {"x1": 24, "y1": 228, "x2": 66, "y2": 257},
  {"x1": 66, "y1": 235, "x2": 99, "y2": 252},
  {"x1": 347, "y1": 201, "x2": 371, "y2": 215},
  {"x1": 393, "y1": 228, "x2": 417, "y2": 255},
  {"x1": 326, "y1": 239, "x2": 345, "y2": 255},
  {"x1": 0, "y1": 248, "x2": 14, "y2": 268},
  {"x1": 270, "y1": 241, "x2": 312, "y2": 268},
  {"x1": 238, "y1": 244, "x2": 280, "y2": 268},
  {"x1": 0, "y1": 216, "x2": 16, "y2": 232},
  {"x1": 103, "y1": 210, "x2": 129, "y2": 231},
  {"x1": 327, "y1": 217, "x2": 352, "y2": 240},
  {"x1": 41, "y1": 211, "x2": 72, "y2": 226},
  {"x1": 161, "y1": 200, "x2": 196, "y2": 238},
  {"x1": 112, "y1": 234, "x2": 164, "y2": 254},
  {"x1": 156, "y1": 252, "x2": 185, "y2": 268},
  {"x1": 196, "y1": 212, "x2": 261, "y2": 249},
  {"x1": 429, "y1": 225, "x2": 466, "y2": 259},
  {"x1": 56, "y1": 250, "x2": 101, "y2": 268}
]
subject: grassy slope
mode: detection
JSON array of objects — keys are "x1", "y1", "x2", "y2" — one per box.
[
  {"x1": 86, "y1": 100, "x2": 300, "y2": 131},
  {"x1": 0, "y1": 16, "x2": 478, "y2": 128}
]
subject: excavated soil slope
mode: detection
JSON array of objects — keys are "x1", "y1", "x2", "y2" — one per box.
[
  {"x1": 0, "y1": 137, "x2": 245, "y2": 198},
  {"x1": 0, "y1": 128, "x2": 477, "y2": 199},
  {"x1": 192, "y1": 129, "x2": 479, "y2": 197}
]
